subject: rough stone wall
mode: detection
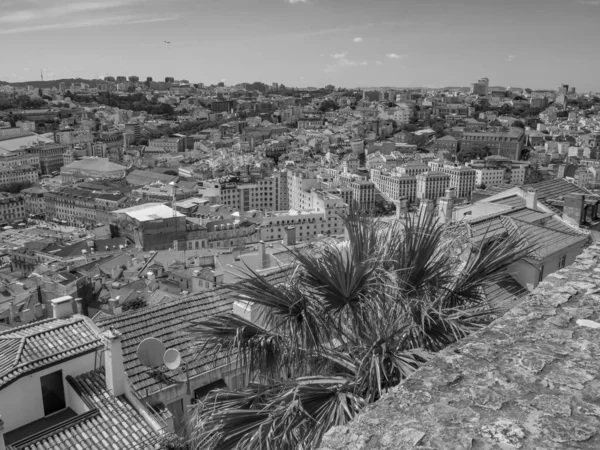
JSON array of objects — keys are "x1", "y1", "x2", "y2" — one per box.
[{"x1": 320, "y1": 243, "x2": 600, "y2": 450}]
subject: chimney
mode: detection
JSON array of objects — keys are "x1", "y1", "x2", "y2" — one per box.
[
  {"x1": 438, "y1": 196, "x2": 455, "y2": 224},
  {"x1": 104, "y1": 328, "x2": 126, "y2": 396},
  {"x1": 395, "y1": 197, "x2": 408, "y2": 220},
  {"x1": 51, "y1": 296, "x2": 74, "y2": 319},
  {"x1": 73, "y1": 297, "x2": 83, "y2": 315},
  {"x1": 419, "y1": 199, "x2": 433, "y2": 220},
  {"x1": 258, "y1": 241, "x2": 268, "y2": 270},
  {"x1": 445, "y1": 187, "x2": 457, "y2": 199},
  {"x1": 525, "y1": 188, "x2": 538, "y2": 210},
  {"x1": 8, "y1": 302, "x2": 17, "y2": 324},
  {"x1": 563, "y1": 193, "x2": 586, "y2": 228},
  {"x1": 34, "y1": 302, "x2": 44, "y2": 319},
  {"x1": 0, "y1": 415, "x2": 5, "y2": 450},
  {"x1": 108, "y1": 297, "x2": 122, "y2": 315},
  {"x1": 283, "y1": 226, "x2": 297, "y2": 246}
]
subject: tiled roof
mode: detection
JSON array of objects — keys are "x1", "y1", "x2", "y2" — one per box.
[
  {"x1": 525, "y1": 178, "x2": 592, "y2": 201},
  {"x1": 17, "y1": 370, "x2": 159, "y2": 450},
  {"x1": 500, "y1": 216, "x2": 589, "y2": 259},
  {"x1": 466, "y1": 207, "x2": 550, "y2": 241},
  {"x1": 97, "y1": 270, "x2": 288, "y2": 396},
  {"x1": 0, "y1": 317, "x2": 102, "y2": 390},
  {"x1": 489, "y1": 194, "x2": 525, "y2": 208}
]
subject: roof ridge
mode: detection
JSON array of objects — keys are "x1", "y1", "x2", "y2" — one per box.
[{"x1": 0, "y1": 316, "x2": 59, "y2": 337}]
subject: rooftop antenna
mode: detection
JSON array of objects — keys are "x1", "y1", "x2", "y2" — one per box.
[
  {"x1": 137, "y1": 337, "x2": 190, "y2": 394},
  {"x1": 40, "y1": 69, "x2": 43, "y2": 82}
]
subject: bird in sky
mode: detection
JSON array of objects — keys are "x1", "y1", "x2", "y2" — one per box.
[{"x1": 164, "y1": 40, "x2": 171, "y2": 44}]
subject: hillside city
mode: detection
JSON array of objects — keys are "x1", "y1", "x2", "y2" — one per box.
[{"x1": 1, "y1": 75, "x2": 600, "y2": 449}]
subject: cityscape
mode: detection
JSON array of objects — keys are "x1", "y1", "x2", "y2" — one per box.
[{"x1": 2, "y1": 1, "x2": 600, "y2": 449}]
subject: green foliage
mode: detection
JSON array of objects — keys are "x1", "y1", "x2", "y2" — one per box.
[
  {"x1": 158, "y1": 434, "x2": 189, "y2": 450},
  {"x1": 0, "y1": 95, "x2": 47, "y2": 111},
  {"x1": 122, "y1": 296, "x2": 147, "y2": 312},
  {"x1": 318, "y1": 99, "x2": 339, "y2": 113},
  {"x1": 457, "y1": 145, "x2": 491, "y2": 163},
  {"x1": 524, "y1": 163, "x2": 548, "y2": 184},
  {"x1": 0, "y1": 181, "x2": 33, "y2": 194},
  {"x1": 187, "y1": 211, "x2": 533, "y2": 450},
  {"x1": 512, "y1": 120, "x2": 525, "y2": 129}
]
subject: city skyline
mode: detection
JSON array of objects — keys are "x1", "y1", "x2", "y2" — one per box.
[{"x1": 1, "y1": 0, "x2": 600, "y2": 91}]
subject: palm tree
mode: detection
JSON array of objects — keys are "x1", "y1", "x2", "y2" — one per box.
[{"x1": 186, "y1": 210, "x2": 532, "y2": 450}]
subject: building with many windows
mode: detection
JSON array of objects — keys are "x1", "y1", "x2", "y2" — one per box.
[
  {"x1": 460, "y1": 128, "x2": 526, "y2": 160},
  {"x1": 349, "y1": 180, "x2": 376, "y2": 211},
  {"x1": 435, "y1": 165, "x2": 477, "y2": 199},
  {"x1": 0, "y1": 192, "x2": 25, "y2": 225},
  {"x1": 416, "y1": 171, "x2": 451, "y2": 202},
  {"x1": 0, "y1": 164, "x2": 38, "y2": 188},
  {"x1": 370, "y1": 169, "x2": 417, "y2": 203},
  {"x1": 25, "y1": 143, "x2": 68, "y2": 175},
  {"x1": 148, "y1": 137, "x2": 186, "y2": 153}
]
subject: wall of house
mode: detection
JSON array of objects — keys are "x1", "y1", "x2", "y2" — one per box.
[{"x1": 0, "y1": 352, "x2": 95, "y2": 432}]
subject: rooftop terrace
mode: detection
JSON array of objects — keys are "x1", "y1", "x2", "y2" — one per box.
[{"x1": 321, "y1": 242, "x2": 600, "y2": 450}]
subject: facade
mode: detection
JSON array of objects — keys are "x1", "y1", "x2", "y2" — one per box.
[
  {"x1": 395, "y1": 162, "x2": 429, "y2": 177},
  {"x1": 148, "y1": 137, "x2": 185, "y2": 153},
  {"x1": 460, "y1": 128, "x2": 526, "y2": 160},
  {"x1": 0, "y1": 164, "x2": 38, "y2": 188},
  {"x1": 349, "y1": 180, "x2": 376, "y2": 211},
  {"x1": 432, "y1": 135, "x2": 459, "y2": 155},
  {"x1": 416, "y1": 171, "x2": 451, "y2": 202},
  {"x1": 110, "y1": 203, "x2": 188, "y2": 251},
  {"x1": 470, "y1": 77, "x2": 490, "y2": 95},
  {"x1": 21, "y1": 187, "x2": 47, "y2": 217},
  {"x1": 432, "y1": 103, "x2": 473, "y2": 119},
  {"x1": 25, "y1": 143, "x2": 68, "y2": 175},
  {"x1": 0, "y1": 150, "x2": 40, "y2": 170},
  {"x1": 370, "y1": 169, "x2": 417, "y2": 203},
  {"x1": 297, "y1": 117, "x2": 324, "y2": 130},
  {"x1": 436, "y1": 165, "x2": 477, "y2": 198},
  {"x1": 393, "y1": 104, "x2": 413, "y2": 125},
  {"x1": 0, "y1": 192, "x2": 25, "y2": 225}
]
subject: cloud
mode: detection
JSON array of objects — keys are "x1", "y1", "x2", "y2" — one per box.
[
  {"x1": 353, "y1": 37, "x2": 363, "y2": 42},
  {"x1": 0, "y1": 0, "x2": 140, "y2": 23},
  {"x1": 580, "y1": 0, "x2": 600, "y2": 4},
  {"x1": 287, "y1": 0, "x2": 309, "y2": 3},
  {"x1": 385, "y1": 53, "x2": 407, "y2": 59},
  {"x1": 0, "y1": 14, "x2": 177, "y2": 35},
  {"x1": 331, "y1": 52, "x2": 348, "y2": 59},
  {"x1": 506, "y1": 54, "x2": 515, "y2": 62},
  {"x1": 375, "y1": 61, "x2": 383, "y2": 65}
]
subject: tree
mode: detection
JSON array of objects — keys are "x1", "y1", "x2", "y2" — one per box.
[
  {"x1": 512, "y1": 120, "x2": 525, "y2": 129},
  {"x1": 457, "y1": 145, "x2": 491, "y2": 163},
  {"x1": 187, "y1": 211, "x2": 532, "y2": 450},
  {"x1": 525, "y1": 163, "x2": 546, "y2": 184}
]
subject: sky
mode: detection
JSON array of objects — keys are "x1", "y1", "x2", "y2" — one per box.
[{"x1": 1, "y1": 0, "x2": 600, "y2": 91}]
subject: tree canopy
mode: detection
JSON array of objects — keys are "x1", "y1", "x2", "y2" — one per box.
[{"x1": 186, "y1": 211, "x2": 532, "y2": 450}]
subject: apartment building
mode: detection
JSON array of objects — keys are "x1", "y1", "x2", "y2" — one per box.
[
  {"x1": 460, "y1": 127, "x2": 526, "y2": 160},
  {"x1": 0, "y1": 149, "x2": 40, "y2": 170},
  {"x1": 349, "y1": 180, "x2": 376, "y2": 211},
  {"x1": 0, "y1": 164, "x2": 38, "y2": 188},
  {"x1": 25, "y1": 142, "x2": 68, "y2": 175},
  {"x1": 260, "y1": 190, "x2": 348, "y2": 243},
  {"x1": 467, "y1": 156, "x2": 527, "y2": 187},
  {"x1": 416, "y1": 171, "x2": 451, "y2": 202},
  {"x1": 432, "y1": 135, "x2": 459, "y2": 155},
  {"x1": 148, "y1": 136, "x2": 185, "y2": 153},
  {"x1": 371, "y1": 169, "x2": 417, "y2": 203},
  {"x1": 470, "y1": 77, "x2": 489, "y2": 95},
  {"x1": 435, "y1": 165, "x2": 477, "y2": 199},
  {"x1": 297, "y1": 117, "x2": 325, "y2": 130},
  {"x1": 198, "y1": 171, "x2": 287, "y2": 212},
  {"x1": 393, "y1": 103, "x2": 414, "y2": 125},
  {"x1": 21, "y1": 187, "x2": 47, "y2": 217},
  {"x1": 432, "y1": 103, "x2": 473, "y2": 119},
  {"x1": 395, "y1": 162, "x2": 429, "y2": 177},
  {"x1": 288, "y1": 169, "x2": 321, "y2": 210},
  {"x1": 0, "y1": 192, "x2": 25, "y2": 225},
  {"x1": 45, "y1": 187, "x2": 127, "y2": 228}
]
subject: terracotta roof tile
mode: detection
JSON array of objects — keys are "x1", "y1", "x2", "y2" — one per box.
[{"x1": 0, "y1": 317, "x2": 102, "y2": 391}]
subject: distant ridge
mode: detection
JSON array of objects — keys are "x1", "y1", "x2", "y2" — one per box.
[{"x1": 0, "y1": 78, "x2": 103, "y2": 89}]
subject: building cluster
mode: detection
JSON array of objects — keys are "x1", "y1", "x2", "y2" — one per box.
[{"x1": 0, "y1": 75, "x2": 599, "y2": 448}]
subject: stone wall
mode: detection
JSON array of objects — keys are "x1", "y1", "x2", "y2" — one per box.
[{"x1": 320, "y1": 243, "x2": 600, "y2": 450}]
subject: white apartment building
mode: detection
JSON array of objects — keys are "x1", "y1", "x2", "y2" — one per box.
[
  {"x1": 416, "y1": 171, "x2": 451, "y2": 202},
  {"x1": 475, "y1": 168, "x2": 506, "y2": 187},
  {"x1": 0, "y1": 192, "x2": 26, "y2": 225},
  {"x1": 395, "y1": 162, "x2": 429, "y2": 177},
  {"x1": 371, "y1": 169, "x2": 417, "y2": 203},
  {"x1": 287, "y1": 169, "x2": 321, "y2": 210},
  {"x1": 260, "y1": 190, "x2": 348, "y2": 243},
  {"x1": 393, "y1": 103, "x2": 413, "y2": 125}
]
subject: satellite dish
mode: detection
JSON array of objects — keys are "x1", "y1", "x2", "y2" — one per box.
[
  {"x1": 137, "y1": 337, "x2": 166, "y2": 368},
  {"x1": 163, "y1": 348, "x2": 182, "y2": 370}
]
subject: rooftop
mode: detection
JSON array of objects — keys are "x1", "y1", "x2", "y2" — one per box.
[
  {"x1": 97, "y1": 270, "x2": 288, "y2": 396},
  {"x1": 62, "y1": 158, "x2": 126, "y2": 173},
  {"x1": 0, "y1": 316, "x2": 102, "y2": 390},
  {"x1": 320, "y1": 243, "x2": 600, "y2": 450},
  {"x1": 113, "y1": 203, "x2": 185, "y2": 222}
]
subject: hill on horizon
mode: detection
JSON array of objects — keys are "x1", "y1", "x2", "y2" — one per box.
[{"x1": 0, "y1": 78, "x2": 103, "y2": 89}]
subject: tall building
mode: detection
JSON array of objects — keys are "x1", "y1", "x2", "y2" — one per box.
[
  {"x1": 124, "y1": 122, "x2": 141, "y2": 142},
  {"x1": 470, "y1": 77, "x2": 490, "y2": 96},
  {"x1": 0, "y1": 192, "x2": 26, "y2": 225},
  {"x1": 416, "y1": 171, "x2": 450, "y2": 202},
  {"x1": 460, "y1": 128, "x2": 526, "y2": 160},
  {"x1": 436, "y1": 166, "x2": 476, "y2": 199},
  {"x1": 371, "y1": 169, "x2": 417, "y2": 203},
  {"x1": 348, "y1": 180, "x2": 376, "y2": 211},
  {"x1": 25, "y1": 143, "x2": 68, "y2": 175}
]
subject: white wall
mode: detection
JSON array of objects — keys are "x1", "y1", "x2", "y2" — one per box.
[{"x1": 0, "y1": 353, "x2": 95, "y2": 432}]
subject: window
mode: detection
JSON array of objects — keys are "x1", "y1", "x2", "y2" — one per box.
[
  {"x1": 559, "y1": 255, "x2": 566, "y2": 269},
  {"x1": 538, "y1": 265, "x2": 544, "y2": 283},
  {"x1": 40, "y1": 370, "x2": 65, "y2": 416}
]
